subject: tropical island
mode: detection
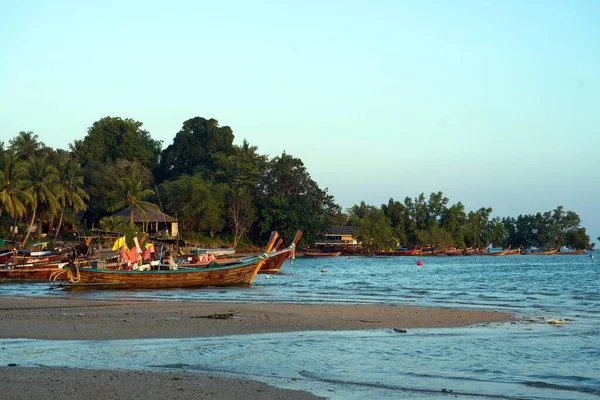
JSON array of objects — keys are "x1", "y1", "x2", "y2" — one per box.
[{"x1": 0, "y1": 116, "x2": 595, "y2": 253}]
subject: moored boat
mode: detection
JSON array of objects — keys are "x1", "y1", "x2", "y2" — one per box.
[
  {"x1": 522, "y1": 247, "x2": 559, "y2": 255},
  {"x1": 303, "y1": 251, "x2": 341, "y2": 258},
  {"x1": 375, "y1": 247, "x2": 422, "y2": 256},
  {"x1": 50, "y1": 232, "x2": 280, "y2": 290},
  {"x1": 259, "y1": 231, "x2": 302, "y2": 273},
  {"x1": 0, "y1": 261, "x2": 69, "y2": 282},
  {"x1": 556, "y1": 249, "x2": 586, "y2": 255}
]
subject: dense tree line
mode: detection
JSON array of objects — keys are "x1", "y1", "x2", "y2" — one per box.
[
  {"x1": 0, "y1": 117, "x2": 340, "y2": 247},
  {"x1": 347, "y1": 194, "x2": 593, "y2": 255},
  {"x1": 0, "y1": 117, "x2": 594, "y2": 251}
]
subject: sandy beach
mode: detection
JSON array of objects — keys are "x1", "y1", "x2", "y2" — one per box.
[{"x1": 1, "y1": 297, "x2": 512, "y2": 399}]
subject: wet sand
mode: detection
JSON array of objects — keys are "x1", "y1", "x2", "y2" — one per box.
[{"x1": 0, "y1": 297, "x2": 512, "y2": 399}]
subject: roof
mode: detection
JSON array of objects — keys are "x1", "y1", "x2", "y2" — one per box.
[
  {"x1": 326, "y1": 226, "x2": 354, "y2": 235},
  {"x1": 110, "y1": 206, "x2": 177, "y2": 223}
]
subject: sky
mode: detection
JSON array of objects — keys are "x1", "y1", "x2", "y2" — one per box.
[{"x1": 1, "y1": 0, "x2": 599, "y2": 244}]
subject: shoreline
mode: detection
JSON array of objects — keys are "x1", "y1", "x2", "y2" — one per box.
[{"x1": 1, "y1": 297, "x2": 513, "y2": 399}]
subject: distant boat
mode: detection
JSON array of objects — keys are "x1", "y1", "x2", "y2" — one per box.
[
  {"x1": 522, "y1": 247, "x2": 559, "y2": 256},
  {"x1": 445, "y1": 247, "x2": 464, "y2": 256},
  {"x1": 375, "y1": 248, "x2": 421, "y2": 256},
  {"x1": 556, "y1": 249, "x2": 586, "y2": 255},
  {"x1": 303, "y1": 251, "x2": 341, "y2": 258}
]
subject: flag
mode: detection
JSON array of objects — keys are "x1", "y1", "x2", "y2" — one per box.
[
  {"x1": 133, "y1": 237, "x2": 143, "y2": 253},
  {"x1": 143, "y1": 244, "x2": 155, "y2": 261},
  {"x1": 129, "y1": 247, "x2": 138, "y2": 264},
  {"x1": 120, "y1": 244, "x2": 130, "y2": 262},
  {"x1": 112, "y1": 236, "x2": 126, "y2": 251}
]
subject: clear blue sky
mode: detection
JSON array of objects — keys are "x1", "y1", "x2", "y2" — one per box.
[{"x1": 1, "y1": 0, "x2": 599, "y2": 244}]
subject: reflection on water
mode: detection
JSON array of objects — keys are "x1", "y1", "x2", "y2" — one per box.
[{"x1": 1, "y1": 255, "x2": 599, "y2": 399}]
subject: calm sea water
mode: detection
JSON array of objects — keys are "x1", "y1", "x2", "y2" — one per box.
[{"x1": 1, "y1": 255, "x2": 599, "y2": 399}]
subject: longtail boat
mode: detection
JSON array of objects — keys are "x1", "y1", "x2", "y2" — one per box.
[
  {"x1": 523, "y1": 247, "x2": 559, "y2": 255},
  {"x1": 375, "y1": 248, "x2": 422, "y2": 256},
  {"x1": 0, "y1": 260, "x2": 69, "y2": 282},
  {"x1": 259, "y1": 231, "x2": 302, "y2": 274},
  {"x1": 303, "y1": 251, "x2": 341, "y2": 258},
  {"x1": 50, "y1": 232, "x2": 280, "y2": 290},
  {"x1": 505, "y1": 248, "x2": 521, "y2": 255},
  {"x1": 556, "y1": 249, "x2": 586, "y2": 255},
  {"x1": 445, "y1": 247, "x2": 464, "y2": 256}
]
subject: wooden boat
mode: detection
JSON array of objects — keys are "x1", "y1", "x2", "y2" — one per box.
[
  {"x1": 505, "y1": 248, "x2": 521, "y2": 255},
  {"x1": 375, "y1": 248, "x2": 421, "y2": 256},
  {"x1": 50, "y1": 232, "x2": 280, "y2": 290},
  {"x1": 522, "y1": 247, "x2": 559, "y2": 256},
  {"x1": 556, "y1": 249, "x2": 586, "y2": 255},
  {"x1": 259, "y1": 231, "x2": 302, "y2": 273},
  {"x1": 0, "y1": 261, "x2": 69, "y2": 282},
  {"x1": 445, "y1": 247, "x2": 464, "y2": 256},
  {"x1": 303, "y1": 251, "x2": 341, "y2": 258}
]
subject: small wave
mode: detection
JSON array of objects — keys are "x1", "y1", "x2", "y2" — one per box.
[
  {"x1": 298, "y1": 370, "x2": 525, "y2": 399},
  {"x1": 523, "y1": 381, "x2": 600, "y2": 395}
]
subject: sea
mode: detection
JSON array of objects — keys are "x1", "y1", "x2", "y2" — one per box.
[{"x1": 1, "y1": 254, "x2": 599, "y2": 399}]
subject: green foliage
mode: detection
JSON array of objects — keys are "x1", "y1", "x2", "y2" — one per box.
[
  {"x1": 257, "y1": 152, "x2": 341, "y2": 244},
  {"x1": 350, "y1": 205, "x2": 394, "y2": 255},
  {"x1": 73, "y1": 116, "x2": 162, "y2": 169},
  {"x1": 23, "y1": 157, "x2": 60, "y2": 244},
  {"x1": 0, "y1": 153, "x2": 31, "y2": 226},
  {"x1": 160, "y1": 174, "x2": 230, "y2": 238},
  {"x1": 158, "y1": 117, "x2": 234, "y2": 181},
  {"x1": 108, "y1": 164, "x2": 160, "y2": 223},
  {"x1": 98, "y1": 216, "x2": 130, "y2": 233}
]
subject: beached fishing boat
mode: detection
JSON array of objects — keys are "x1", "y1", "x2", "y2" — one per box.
[
  {"x1": 50, "y1": 233, "x2": 280, "y2": 290},
  {"x1": 259, "y1": 231, "x2": 302, "y2": 274},
  {"x1": 0, "y1": 260, "x2": 69, "y2": 282},
  {"x1": 303, "y1": 251, "x2": 341, "y2": 258}
]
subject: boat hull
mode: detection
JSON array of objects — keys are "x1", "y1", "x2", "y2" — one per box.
[
  {"x1": 303, "y1": 252, "x2": 341, "y2": 258},
  {"x1": 556, "y1": 250, "x2": 585, "y2": 255},
  {"x1": 61, "y1": 259, "x2": 265, "y2": 290},
  {"x1": 0, "y1": 262, "x2": 68, "y2": 282}
]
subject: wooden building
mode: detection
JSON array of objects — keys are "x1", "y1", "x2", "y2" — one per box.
[{"x1": 109, "y1": 206, "x2": 178, "y2": 237}]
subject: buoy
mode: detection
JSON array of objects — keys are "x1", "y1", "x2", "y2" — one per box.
[
  {"x1": 416, "y1": 260, "x2": 423, "y2": 266},
  {"x1": 265, "y1": 275, "x2": 270, "y2": 279},
  {"x1": 321, "y1": 268, "x2": 327, "y2": 273}
]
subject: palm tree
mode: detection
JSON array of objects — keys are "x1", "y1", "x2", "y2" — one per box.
[
  {"x1": 54, "y1": 155, "x2": 89, "y2": 237},
  {"x1": 8, "y1": 131, "x2": 44, "y2": 161},
  {"x1": 22, "y1": 157, "x2": 60, "y2": 245},
  {"x1": 0, "y1": 153, "x2": 32, "y2": 235},
  {"x1": 108, "y1": 170, "x2": 160, "y2": 225},
  {"x1": 98, "y1": 216, "x2": 130, "y2": 233}
]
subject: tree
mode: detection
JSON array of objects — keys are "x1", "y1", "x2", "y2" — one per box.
[
  {"x1": 381, "y1": 198, "x2": 407, "y2": 246},
  {"x1": 0, "y1": 153, "x2": 31, "y2": 234},
  {"x1": 258, "y1": 152, "x2": 341, "y2": 244},
  {"x1": 228, "y1": 187, "x2": 256, "y2": 248},
  {"x1": 440, "y1": 202, "x2": 467, "y2": 248},
  {"x1": 351, "y1": 205, "x2": 394, "y2": 255},
  {"x1": 108, "y1": 168, "x2": 160, "y2": 225},
  {"x1": 98, "y1": 216, "x2": 130, "y2": 233},
  {"x1": 8, "y1": 131, "x2": 46, "y2": 161},
  {"x1": 158, "y1": 117, "x2": 234, "y2": 181},
  {"x1": 73, "y1": 117, "x2": 162, "y2": 169},
  {"x1": 22, "y1": 157, "x2": 60, "y2": 245},
  {"x1": 54, "y1": 152, "x2": 89, "y2": 237}
]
